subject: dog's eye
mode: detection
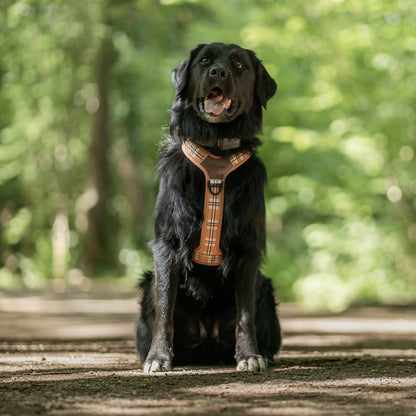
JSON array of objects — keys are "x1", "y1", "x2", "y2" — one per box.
[
  {"x1": 234, "y1": 61, "x2": 244, "y2": 69},
  {"x1": 200, "y1": 57, "x2": 210, "y2": 65}
]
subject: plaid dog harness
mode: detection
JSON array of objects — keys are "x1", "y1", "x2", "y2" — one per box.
[{"x1": 181, "y1": 139, "x2": 252, "y2": 266}]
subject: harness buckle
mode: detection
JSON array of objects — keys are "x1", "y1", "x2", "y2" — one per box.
[{"x1": 208, "y1": 179, "x2": 223, "y2": 195}]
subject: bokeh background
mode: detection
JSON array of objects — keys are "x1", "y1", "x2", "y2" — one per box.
[{"x1": 1, "y1": 0, "x2": 415, "y2": 311}]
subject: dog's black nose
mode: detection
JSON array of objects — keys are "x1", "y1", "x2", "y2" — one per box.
[{"x1": 209, "y1": 66, "x2": 229, "y2": 80}]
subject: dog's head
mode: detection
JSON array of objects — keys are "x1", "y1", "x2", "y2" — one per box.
[{"x1": 172, "y1": 43, "x2": 277, "y2": 125}]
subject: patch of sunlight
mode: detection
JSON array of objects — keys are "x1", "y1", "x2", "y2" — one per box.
[
  {"x1": 340, "y1": 135, "x2": 385, "y2": 176},
  {"x1": 0, "y1": 297, "x2": 137, "y2": 314},
  {"x1": 241, "y1": 26, "x2": 277, "y2": 48},
  {"x1": 272, "y1": 126, "x2": 319, "y2": 151},
  {"x1": 293, "y1": 273, "x2": 354, "y2": 312},
  {"x1": 283, "y1": 317, "x2": 416, "y2": 335}
]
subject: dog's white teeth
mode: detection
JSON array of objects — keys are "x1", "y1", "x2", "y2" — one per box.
[{"x1": 223, "y1": 98, "x2": 232, "y2": 110}]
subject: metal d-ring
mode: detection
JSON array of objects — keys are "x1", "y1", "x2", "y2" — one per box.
[{"x1": 208, "y1": 179, "x2": 223, "y2": 195}]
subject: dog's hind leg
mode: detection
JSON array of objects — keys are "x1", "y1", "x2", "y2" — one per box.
[
  {"x1": 136, "y1": 316, "x2": 153, "y2": 363},
  {"x1": 255, "y1": 275, "x2": 282, "y2": 365},
  {"x1": 136, "y1": 271, "x2": 154, "y2": 363}
]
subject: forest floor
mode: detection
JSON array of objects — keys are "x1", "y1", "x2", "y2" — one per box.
[{"x1": 0, "y1": 286, "x2": 415, "y2": 416}]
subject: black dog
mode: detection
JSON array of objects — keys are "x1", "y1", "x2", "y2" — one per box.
[{"x1": 136, "y1": 43, "x2": 281, "y2": 373}]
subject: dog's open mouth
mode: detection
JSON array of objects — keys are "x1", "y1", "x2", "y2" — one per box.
[{"x1": 200, "y1": 88, "x2": 232, "y2": 116}]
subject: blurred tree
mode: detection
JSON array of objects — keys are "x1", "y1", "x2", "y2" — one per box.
[
  {"x1": 0, "y1": 0, "x2": 209, "y2": 281},
  {"x1": 83, "y1": 2, "x2": 117, "y2": 273},
  {"x1": 1, "y1": 0, "x2": 103, "y2": 285}
]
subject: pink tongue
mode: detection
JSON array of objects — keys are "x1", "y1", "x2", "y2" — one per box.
[{"x1": 204, "y1": 94, "x2": 231, "y2": 115}]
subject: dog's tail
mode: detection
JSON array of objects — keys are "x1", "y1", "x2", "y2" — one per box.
[{"x1": 137, "y1": 270, "x2": 153, "y2": 289}]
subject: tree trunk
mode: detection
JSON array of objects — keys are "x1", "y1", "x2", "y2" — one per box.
[{"x1": 82, "y1": 34, "x2": 115, "y2": 274}]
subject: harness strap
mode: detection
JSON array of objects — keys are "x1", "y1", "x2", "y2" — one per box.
[{"x1": 181, "y1": 139, "x2": 252, "y2": 266}]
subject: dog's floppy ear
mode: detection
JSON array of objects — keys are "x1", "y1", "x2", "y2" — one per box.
[
  {"x1": 248, "y1": 50, "x2": 277, "y2": 109},
  {"x1": 171, "y1": 59, "x2": 189, "y2": 97},
  {"x1": 172, "y1": 44, "x2": 207, "y2": 98}
]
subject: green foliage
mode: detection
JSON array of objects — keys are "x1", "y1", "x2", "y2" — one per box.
[{"x1": 1, "y1": 0, "x2": 415, "y2": 310}]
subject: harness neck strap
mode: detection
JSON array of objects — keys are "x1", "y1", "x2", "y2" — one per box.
[{"x1": 181, "y1": 139, "x2": 252, "y2": 266}]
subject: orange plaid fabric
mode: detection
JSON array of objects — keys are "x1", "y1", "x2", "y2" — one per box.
[{"x1": 182, "y1": 140, "x2": 252, "y2": 266}]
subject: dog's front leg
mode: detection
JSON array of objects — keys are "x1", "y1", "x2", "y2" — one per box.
[
  {"x1": 143, "y1": 262, "x2": 179, "y2": 374},
  {"x1": 235, "y1": 267, "x2": 266, "y2": 372}
]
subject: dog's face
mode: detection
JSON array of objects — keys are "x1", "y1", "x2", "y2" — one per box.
[{"x1": 172, "y1": 43, "x2": 277, "y2": 124}]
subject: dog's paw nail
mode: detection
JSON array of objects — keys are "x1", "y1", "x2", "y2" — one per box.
[
  {"x1": 151, "y1": 360, "x2": 162, "y2": 373},
  {"x1": 236, "y1": 356, "x2": 266, "y2": 372},
  {"x1": 143, "y1": 361, "x2": 160, "y2": 374},
  {"x1": 237, "y1": 360, "x2": 248, "y2": 371},
  {"x1": 143, "y1": 362, "x2": 153, "y2": 374},
  {"x1": 143, "y1": 359, "x2": 171, "y2": 374},
  {"x1": 255, "y1": 357, "x2": 267, "y2": 371}
]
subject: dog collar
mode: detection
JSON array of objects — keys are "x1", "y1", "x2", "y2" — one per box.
[
  {"x1": 182, "y1": 139, "x2": 252, "y2": 266},
  {"x1": 217, "y1": 138, "x2": 241, "y2": 150},
  {"x1": 189, "y1": 138, "x2": 242, "y2": 151}
]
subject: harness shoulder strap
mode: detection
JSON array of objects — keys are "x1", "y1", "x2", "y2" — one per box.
[{"x1": 181, "y1": 140, "x2": 252, "y2": 266}]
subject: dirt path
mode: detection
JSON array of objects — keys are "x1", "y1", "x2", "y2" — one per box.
[{"x1": 0, "y1": 289, "x2": 415, "y2": 415}]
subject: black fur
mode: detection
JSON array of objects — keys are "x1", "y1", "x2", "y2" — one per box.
[{"x1": 136, "y1": 43, "x2": 281, "y2": 372}]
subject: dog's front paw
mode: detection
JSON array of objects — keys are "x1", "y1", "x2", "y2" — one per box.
[
  {"x1": 143, "y1": 357, "x2": 172, "y2": 374},
  {"x1": 236, "y1": 356, "x2": 266, "y2": 372}
]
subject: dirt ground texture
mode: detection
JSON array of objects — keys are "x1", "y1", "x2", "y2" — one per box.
[{"x1": 0, "y1": 287, "x2": 415, "y2": 416}]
